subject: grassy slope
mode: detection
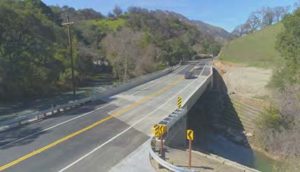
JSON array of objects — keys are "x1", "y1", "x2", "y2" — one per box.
[{"x1": 219, "y1": 23, "x2": 284, "y2": 68}]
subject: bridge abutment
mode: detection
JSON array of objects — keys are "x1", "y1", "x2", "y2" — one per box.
[{"x1": 165, "y1": 115, "x2": 187, "y2": 148}]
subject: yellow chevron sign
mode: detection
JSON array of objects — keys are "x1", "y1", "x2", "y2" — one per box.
[
  {"x1": 186, "y1": 129, "x2": 194, "y2": 141},
  {"x1": 152, "y1": 124, "x2": 160, "y2": 137},
  {"x1": 152, "y1": 124, "x2": 167, "y2": 137},
  {"x1": 177, "y1": 96, "x2": 183, "y2": 108},
  {"x1": 159, "y1": 124, "x2": 167, "y2": 135}
]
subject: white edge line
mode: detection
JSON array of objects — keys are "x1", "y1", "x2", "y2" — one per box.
[
  {"x1": 1, "y1": 65, "x2": 185, "y2": 148},
  {"x1": 1, "y1": 103, "x2": 112, "y2": 148},
  {"x1": 58, "y1": 65, "x2": 209, "y2": 172}
]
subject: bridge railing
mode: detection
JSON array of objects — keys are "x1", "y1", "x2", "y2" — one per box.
[
  {"x1": 91, "y1": 66, "x2": 178, "y2": 100},
  {"x1": 149, "y1": 64, "x2": 213, "y2": 172}
]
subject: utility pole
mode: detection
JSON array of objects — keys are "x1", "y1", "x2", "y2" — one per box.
[
  {"x1": 62, "y1": 16, "x2": 76, "y2": 98},
  {"x1": 124, "y1": 56, "x2": 128, "y2": 82}
]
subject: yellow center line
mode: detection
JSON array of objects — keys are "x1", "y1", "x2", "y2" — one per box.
[{"x1": 0, "y1": 76, "x2": 184, "y2": 171}]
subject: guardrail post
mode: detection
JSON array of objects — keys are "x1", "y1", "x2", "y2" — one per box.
[
  {"x1": 160, "y1": 136, "x2": 164, "y2": 158},
  {"x1": 159, "y1": 136, "x2": 163, "y2": 169},
  {"x1": 51, "y1": 104, "x2": 54, "y2": 115}
]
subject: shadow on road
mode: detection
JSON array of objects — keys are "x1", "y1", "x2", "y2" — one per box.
[
  {"x1": 187, "y1": 68, "x2": 256, "y2": 168},
  {"x1": 177, "y1": 165, "x2": 214, "y2": 170},
  {"x1": 0, "y1": 127, "x2": 48, "y2": 149},
  {"x1": 0, "y1": 99, "x2": 118, "y2": 150}
]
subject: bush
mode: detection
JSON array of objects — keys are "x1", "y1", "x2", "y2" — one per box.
[{"x1": 257, "y1": 107, "x2": 284, "y2": 130}]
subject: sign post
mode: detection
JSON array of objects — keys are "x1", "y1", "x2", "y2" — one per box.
[
  {"x1": 188, "y1": 138, "x2": 192, "y2": 168},
  {"x1": 160, "y1": 134, "x2": 164, "y2": 157},
  {"x1": 159, "y1": 125, "x2": 166, "y2": 157},
  {"x1": 186, "y1": 129, "x2": 194, "y2": 169},
  {"x1": 152, "y1": 124, "x2": 167, "y2": 158}
]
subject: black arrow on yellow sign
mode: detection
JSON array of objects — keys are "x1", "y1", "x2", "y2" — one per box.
[
  {"x1": 186, "y1": 129, "x2": 194, "y2": 168},
  {"x1": 186, "y1": 129, "x2": 194, "y2": 141}
]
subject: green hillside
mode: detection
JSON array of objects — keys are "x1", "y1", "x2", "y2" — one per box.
[{"x1": 219, "y1": 23, "x2": 284, "y2": 68}]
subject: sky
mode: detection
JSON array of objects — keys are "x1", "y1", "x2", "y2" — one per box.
[{"x1": 43, "y1": 0, "x2": 297, "y2": 32}]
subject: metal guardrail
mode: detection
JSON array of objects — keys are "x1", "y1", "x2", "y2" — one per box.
[
  {"x1": 149, "y1": 138, "x2": 191, "y2": 172},
  {"x1": 0, "y1": 97, "x2": 94, "y2": 132},
  {"x1": 0, "y1": 66, "x2": 177, "y2": 133}
]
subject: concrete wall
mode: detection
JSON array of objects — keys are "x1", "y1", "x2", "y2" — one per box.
[
  {"x1": 165, "y1": 115, "x2": 187, "y2": 148},
  {"x1": 165, "y1": 66, "x2": 213, "y2": 148}
]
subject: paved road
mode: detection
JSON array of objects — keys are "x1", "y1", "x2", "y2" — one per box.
[{"x1": 0, "y1": 61, "x2": 210, "y2": 172}]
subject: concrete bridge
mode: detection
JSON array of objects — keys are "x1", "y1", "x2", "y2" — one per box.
[{"x1": 0, "y1": 59, "x2": 255, "y2": 172}]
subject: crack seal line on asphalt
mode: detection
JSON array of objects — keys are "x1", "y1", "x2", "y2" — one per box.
[{"x1": 0, "y1": 76, "x2": 184, "y2": 171}]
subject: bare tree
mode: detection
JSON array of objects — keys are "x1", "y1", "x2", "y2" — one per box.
[
  {"x1": 107, "y1": 12, "x2": 115, "y2": 19},
  {"x1": 113, "y1": 5, "x2": 122, "y2": 17},
  {"x1": 232, "y1": 25, "x2": 243, "y2": 37},
  {"x1": 233, "y1": 5, "x2": 290, "y2": 37},
  {"x1": 232, "y1": 24, "x2": 250, "y2": 37},
  {"x1": 246, "y1": 12, "x2": 261, "y2": 32},
  {"x1": 261, "y1": 7, "x2": 276, "y2": 27},
  {"x1": 293, "y1": 0, "x2": 300, "y2": 11},
  {"x1": 273, "y1": 6, "x2": 289, "y2": 22},
  {"x1": 102, "y1": 28, "x2": 158, "y2": 81}
]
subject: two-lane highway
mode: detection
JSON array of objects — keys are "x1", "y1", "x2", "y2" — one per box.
[{"x1": 0, "y1": 62, "x2": 209, "y2": 172}]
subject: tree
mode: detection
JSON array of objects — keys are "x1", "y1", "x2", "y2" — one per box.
[
  {"x1": 246, "y1": 12, "x2": 261, "y2": 32},
  {"x1": 233, "y1": 6, "x2": 289, "y2": 37},
  {"x1": 51, "y1": 6, "x2": 103, "y2": 22},
  {"x1": 275, "y1": 9, "x2": 300, "y2": 86},
  {"x1": 261, "y1": 7, "x2": 276, "y2": 27},
  {"x1": 0, "y1": 2, "x2": 221, "y2": 101},
  {"x1": 232, "y1": 24, "x2": 249, "y2": 37},
  {"x1": 0, "y1": 3, "x2": 67, "y2": 100},
  {"x1": 25, "y1": 0, "x2": 61, "y2": 24},
  {"x1": 113, "y1": 5, "x2": 122, "y2": 17},
  {"x1": 102, "y1": 28, "x2": 144, "y2": 81},
  {"x1": 273, "y1": 6, "x2": 289, "y2": 22},
  {"x1": 77, "y1": 8, "x2": 104, "y2": 20},
  {"x1": 107, "y1": 12, "x2": 115, "y2": 19},
  {"x1": 259, "y1": 8, "x2": 300, "y2": 157}
]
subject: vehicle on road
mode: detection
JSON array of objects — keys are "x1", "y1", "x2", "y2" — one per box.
[{"x1": 184, "y1": 71, "x2": 195, "y2": 79}]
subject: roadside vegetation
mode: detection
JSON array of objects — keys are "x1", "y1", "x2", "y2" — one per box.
[
  {"x1": 0, "y1": 0, "x2": 221, "y2": 102},
  {"x1": 219, "y1": 4, "x2": 300, "y2": 171},
  {"x1": 257, "y1": 8, "x2": 300, "y2": 171}
]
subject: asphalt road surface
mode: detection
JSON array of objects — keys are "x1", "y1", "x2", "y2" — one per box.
[{"x1": 0, "y1": 60, "x2": 210, "y2": 172}]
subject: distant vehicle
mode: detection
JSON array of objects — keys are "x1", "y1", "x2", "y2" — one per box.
[
  {"x1": 184, "y1": 71, "x2": 195, "y2": 79},
  {"x1": 193, "y1": 65, "x2": 203, "y2": 70},
  {"x1": 192, "y1": 54, "x2": 213, "y2": 60}
]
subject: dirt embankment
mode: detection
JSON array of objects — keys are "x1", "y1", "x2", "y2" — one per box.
[
  {"x1": 213, "y1": 60, "x2": 273, "y2": 138},
  {"x1": 213, "y1": 60, "x2": 276, "y2": 155},
  {"x1": 214, "y1": 60, "x2": 272, "y2": 99}
]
